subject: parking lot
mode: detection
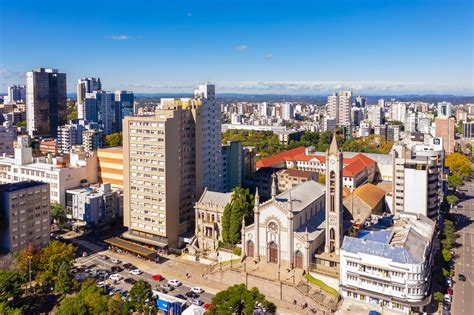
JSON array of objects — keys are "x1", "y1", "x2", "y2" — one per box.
[{"x1": 74, "y1": 252, "x2": 215, "y2": 308}]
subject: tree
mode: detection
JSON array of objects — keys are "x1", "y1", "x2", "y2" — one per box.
[
  {"x1": 0, "y1": 271, "x2": 24, "y2": 303},
  {"x1": 105, "y1": 132, "x2": 122, "y2": 147},
  {"x1": 433, "y1": 291, "x2": 444, "y2": 303},
  {"x1": 445, "y1": 153, "x2": 472, "y2": 178},
  {"x1": 446, "y1": 195, "x2": 459, "y2": 206},
  {"x1": 222, "y1": 187, "x2": 254, "y2": 245},
  {"x1": 456, "y1": 120, "x2": 463, "y2": 134},
  {"x1": 78, "y1": 279, "x2": 109, "y2": 315},
  {"x1": 129, "y1": 279, "x2": 152, "y2": 311},
  {"x1": 56, "y1": 295, "x2": 88, "y2": 315},
  {"x1": 442, "y1": 248, "x2": 452, "y2": 263},
  {"x1": 50, "y1": 203, "x2": 67, "y2": 224},
  {"x1": 448, "y1": 175, "x2": 463, "y2": 190},
  {"x1": 207, "y1": 284, "x2": 276, "y2": 315},
  {"x1": 0, "y1": 302, "x2": 24, "y2": 315},
  {"x1": 15, "y1": 121, "x2": 26, "y2": 127},
  {"x1": 107, "y1": 294, "x2": 124, "y2": 315},
  {"x1": 55, "y1": 262, "x2": 73, "y2": 294},
  {"x1": 35, "y1": 241, "x2": 76, "y2": 288}
]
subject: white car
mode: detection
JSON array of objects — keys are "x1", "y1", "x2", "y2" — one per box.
[
  {"x1": 109, "y1": 273, "x2": 123, "y2": 281},
  {"x1": 111, "y1": 258, "x2": 121, "y2": 264},
  {"x1": 96, "y1": 281, "x2": 106, "y2": 288},
  {"x1": 168, "y1": 279, "x2": 182, "y2": 287},
  {"x1": 190, "y1": 287, "x2": 204, "y2": 294},
  {"x1": 130, "y1": 269, "x2": 142, "y2": 276}
]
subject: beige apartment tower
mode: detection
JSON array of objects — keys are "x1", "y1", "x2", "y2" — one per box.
[{"x1": 123, "y1": 102, "x2": 200, "y2": 248}]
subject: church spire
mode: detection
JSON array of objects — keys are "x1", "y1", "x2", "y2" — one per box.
[
  {"x1": 255, "y1": 187, "x2": 260, "y2": 206},
  {"x1": 328, "y1": 132, "x2": 340, "y2": 155}
]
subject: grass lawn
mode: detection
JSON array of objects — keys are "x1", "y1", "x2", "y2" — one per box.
[{"x1": 304, "y1": 274, "x2": 338, "y2": 296}]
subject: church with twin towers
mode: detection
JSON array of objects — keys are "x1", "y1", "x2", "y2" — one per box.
[{"x1": 242, "y1": 134, "x2": 347, "y2": 272}]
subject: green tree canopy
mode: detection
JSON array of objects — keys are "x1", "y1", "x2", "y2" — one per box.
[
  {"x1": 56, "y1": 295, "x2": 88, "y2": 315},
  {"x1": 55, "y1": 261, "x2": 73, "y2": 294},
  {"x1": 448, "y1": 175, "x2": 464, "y2": 190},
  {"x1": 446, "y1": 153, "x2": 472, "y2": 178},
  {"x1": 207, "y1": 284, "x2": 276, "y2": 315},
  {"x1": 105, "y1": 132, "x2": 122, "y2": 147},
  {"x1": 433, "y1": 291, "x2": 444, "y2": 302},
  {"x1": 0, "y1": 271, "x2": 24, "y2": 303},
  {"x1": 222, "y1": 187, "x2": 254, "y2": 245},
  {"x1": 129, "y1": 279, "x2": 152, "y2": 311},
  {"x1": 51, "y1": 202, "x2": 67, "y2": 224},
  {"x1": 15, "y1": 121, "x2": 26, "y2": 127},
  {"x1": 446, "y1": 195, "x2": 459, "y2": 206}
]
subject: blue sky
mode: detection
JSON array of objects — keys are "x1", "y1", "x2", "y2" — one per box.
[{"x1": 0, "y1": 0, "x2": 473, "y2": 95}]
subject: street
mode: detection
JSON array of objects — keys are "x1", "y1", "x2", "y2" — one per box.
[
  {"x1": 75, "y1": 251, "x2": 215, "y2": 307},
  {"x1": 451, "y1": 180, "x2": 474, "y2": 315}
]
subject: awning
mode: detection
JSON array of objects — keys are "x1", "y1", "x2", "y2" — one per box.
[{"x1": 105, "y1": 237, "x2": 157, "y2": 258}]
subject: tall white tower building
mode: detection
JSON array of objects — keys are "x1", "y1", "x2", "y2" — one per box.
[
  {"x1": 194, "y1": 83, "x2": 223, "y2": 193},
  {"x1": 327, "y1": 91, "x2": 352, "y2": 126},
  {"x1": 324, "y1": 134, "x2": 343, "y2": 255}
]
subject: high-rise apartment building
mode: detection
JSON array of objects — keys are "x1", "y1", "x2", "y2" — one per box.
[
  {"x1": 366, "y1": 105, "x2": 383, "y2": 126},
  {"x1": 282, "y1": 102, "x2": 294, "y2": 120},
  {"x1": 435, "y1": 117, "x2": 455, "y2": 154},
  {"x1": 84, "y1": 91, "x2": 114, "y2": 134},
  {"x1": 77, "y1": 77, "x2": 101, "y2": 116},
  {"x1": 26, "y1": 68, "x2": 67, "y2": 137},
  {"x1": 391, "y1": 138, "x2": 444, "y2": 218},
  {"x1": 437, "y1": 101, "x2": 452, "y2": 118},
  {"x1": 0, "y1": 181, "x2": 50, "y2": 253},
  {"x1": 114, "y1": 90, "x2": 134, "y2": 132},
  {"x1": 355, "y1": 96, "x2": 366, "y2": 108},
  {"x1": 82, "y1": 129, "x2": 105, "y2": 152},
  {"x1": 6, "y1": 85, "x2": 26, "y2": 103},
  {"x1": 57, "y1": 119, "x2": 84, "y2": 154},
  {"x1": 122, "y1": 83, "x2": 222, "y2": 248},
  {"x1": 462, "y1": 121, "x2": 474, "y2": 140},
  {"x1": 327, "y1": 91, "x2": 352, "y2": 126},
  {"x1": 222, "y1": 141, "x2": 243, "y2": 192}
]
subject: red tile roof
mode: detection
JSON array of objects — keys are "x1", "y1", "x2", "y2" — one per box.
[
  {"x1": 342, "y1": 159, "x2": 366, "y2": 177},
  {"x1": 277, "y1": 169, "x2": 317, "y2": 178},
  {"x1": 256, "y1": 146, "x2": 306, "y2": 168}
]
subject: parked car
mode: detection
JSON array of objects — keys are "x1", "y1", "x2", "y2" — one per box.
[
  {"x1": 109, "y1": 273, "x2": 123, "y2": 281},
  {"x1": 152, "y1": 274, "x2": 163, "y2": 281},
  {"x1": 203, "y1": 303, "x2": 214, "y2": 310},
  {"x1": 110, "y1": 258, "x2": 121, "y2": 264},
  {"x1": 96, "y1": 281, "x2": 107, "y2": 288},
  {"x1": 191, "y1": 287, "x2": 204, "y2": 294},
  {"x1": 124, "y1": 278, "x2": 136, "y2": 285},
  {"x1": 458, "y1": 274, "x2": 466, "y2": 281},
  {"x1": 109, "y1": 288, "x2": 122, "y2": 296},
  {"x1": 368, "y1": 312, "x2": 381, "y2": 315},
  {"x1": 168, "y1": 279, "x2": 182, "y2": 287},
  {"x1": 444, "y1": 294, "x2": 452, "y2": 303},
  {"x1": 175, "y1": 294, "x2": 186, "y2": 300},
  {"x1": 130, "y1": 269, "x2": 142, "y2": 276},
  {"x1": 99, "y1": 255, "x2": 109, "y2": 260},
  {"x1": 190, "y1": 298, "x2": 203, "y2": 306},
  {"x1": 186, "y1": 291, "x2": 199, "y2": 298},
  {"x1": 111, "y1": 266, "x2": 124, "y2": 273},
  {"x1": 159, "y1": 284, "x2": 173, "y2": 291},
  {"x1": 447, "y1": 287, "x2": 453, "y2": 295}
]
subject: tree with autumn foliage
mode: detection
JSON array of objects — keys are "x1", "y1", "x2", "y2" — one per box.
[{"x1": 446, "y1": 152, "x2": 472, "y2": 178}]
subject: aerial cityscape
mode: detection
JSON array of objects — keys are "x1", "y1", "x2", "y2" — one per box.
[{"x1": 0, "y1": 0, "x2": 473, "y2": 314}]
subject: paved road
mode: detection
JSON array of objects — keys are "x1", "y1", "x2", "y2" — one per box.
[
  {"x1": 451, "y1": 180, "x2": 474, "y2": 315},
  {"x1": 75, "y1": 252, "x2": 214, "y2": 306}
]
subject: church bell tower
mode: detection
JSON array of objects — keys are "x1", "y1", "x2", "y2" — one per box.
[{"x1": 324, "y1": 133, "x2": 343, "y2": 255}]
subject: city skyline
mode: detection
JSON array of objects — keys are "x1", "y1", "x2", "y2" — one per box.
[{"x1": 1, "y1": 0, "x2": 473, "y2": 95}]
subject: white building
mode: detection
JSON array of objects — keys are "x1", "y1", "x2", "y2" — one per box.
[
  {"x1": 194, "y1": 83, "x2": 223, "y2": 192},
  {"x1": 0, "y1": 121, "x2": 17, "y2": 156},
  {"x1": 282, "y1": 102, "x2": 294, "y2": 120},
  {"x1": 0, "y1": 136, "x2": 98, "y2": 205},
  {"x1": 367, "y1": 105, "x2": 383, "y2": 126},
  {"x1": 340, "y1": 212, "x2": 435, "y2": 314},
  {"x1": 242, "y1": 180, "x2": 327, "y2": 271},
  {"x1": 404, "y1": 112, "x2": 417, "y2": 134},
  {"x1": 359, "y1": 120, "x2": 371, "y2": 137},
  {"x1": 391, "y1": 102, "x2": 407, "y2": 122},
  {"x1": 261, "y1": 102, "x2": 268, "y2": 117},
  {"x1": 437, "y1": 101, "x2": 452, "y2": 118},
  {"x1": 327, "y1": 91, "x2": 352, "y2": 126},
  {"x1": 66, "y1": 183, "x2": 123, "y2": 227},
  {"x1": 57, "y1": 120, "x2": 84, "y2": 154},
  {"x1": 390, "y1": 138, "x2": 444, "y2": 218}
]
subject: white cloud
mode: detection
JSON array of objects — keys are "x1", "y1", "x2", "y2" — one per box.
[
  {"x1": 264, "y1": 53, "x2": 273, "y2": 60},
  {"x1": 110, "y1": 35, "x2": 132, "y2": 41},
  {"x1": 187, "y1": 12, "x2": 192, "y2": 17},
  {"x1": 235, "y1": 44, "x2": 248, "y2": 52}
]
